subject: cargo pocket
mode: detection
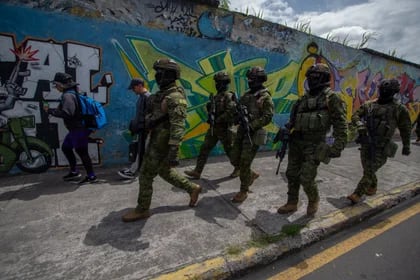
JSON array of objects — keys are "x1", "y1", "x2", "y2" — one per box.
[
  {"x1": 384, "y1": 141, "x2": 398, "y2": 157},
  {"x1": 253, "y1": 128, "x2": 267, "y2": 145}
]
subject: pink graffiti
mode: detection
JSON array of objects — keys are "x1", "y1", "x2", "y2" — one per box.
[
  {"x1": 398, "y1": 73, "x2": 418, "y2": 105},
  {"x1": 354, "y1": 69, "x2": 382, "y2": 109},
  {"x1": 10, "y1": 45, "x2": 39, "y2": 62}
]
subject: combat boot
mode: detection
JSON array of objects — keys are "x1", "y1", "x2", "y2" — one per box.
[
  {"x1": 231, "y1": 191, "x2": 248, "y2": 203},
  {"x1": 230, "y1": 167, "x2": 240, "y2": 178},
  {"x1": 365, "y1": 187, "x2": 377, "y2": 196},
  {"x1": 184, "y1": 169, "x2": 201, "y2": 179},
  {"x1": 189, "y1": 184, "x2": 202, "y2": 207},
  {"x1": 307, "y1": 200, "x2": 319, "y2": 216},
  {"x1": 122, "y1": 209, "x2": 151, "y2": 222},
  {"x1": 347, "y1": 193, "x2": 362, "y2": 204},
  {"x1": 277, "y1": 201, "x2": 298, "y2": 214}
]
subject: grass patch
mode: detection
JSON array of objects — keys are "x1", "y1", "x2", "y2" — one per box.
[
  {"x1": 225, "y1": 244, "x2": 243, "y2": 255},
  {"x1": 248, "y1": 233, "x2": 285, "y2": 248},
  {"x1": 281, "y1": 224, "x2": 305, "y2": 236}
]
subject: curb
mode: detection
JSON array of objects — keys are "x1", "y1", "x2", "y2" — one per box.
[{"x1": 151, "y1": 181, "x2": 420, "y2": 280}]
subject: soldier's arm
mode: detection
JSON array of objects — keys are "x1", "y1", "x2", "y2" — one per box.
[
  {"x1": 166, "y1": 92, "x2": 188, "y2": 146},
  {"x1": 396, "y1": 105, "x2": 412, "y2": 148},
  {"x1": 216, "y1": 92, "x2": 236, "y2": 123},
  {"x1": 350, "y1": 104, "x2": 367, "y2": 125},
  {"x1": 250, "y1": 95, "x2": 274, "y2": 130},
  {"x1": 329, "y1": 94, "x2": 347, "y2": 152}
]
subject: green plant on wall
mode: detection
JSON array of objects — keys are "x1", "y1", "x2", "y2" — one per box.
[{"x1": 219, "y1": 0, "x2": 230, "y2": 9}]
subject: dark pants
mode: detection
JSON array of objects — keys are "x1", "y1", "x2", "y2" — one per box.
[{"x1": 62, "y1": 128, "x2": 94, "y2": 176}]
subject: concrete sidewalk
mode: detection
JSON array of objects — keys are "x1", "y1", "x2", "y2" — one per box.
[{"x1": 0, "y1": 142, "x2": 419, "y2": 280}]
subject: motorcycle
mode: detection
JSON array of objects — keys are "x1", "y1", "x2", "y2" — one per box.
[{"x1": 0, "y1": 115, "x2": 53, "y2": 173}]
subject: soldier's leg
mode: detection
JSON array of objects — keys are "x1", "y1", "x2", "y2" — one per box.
[
  {"x1": 229, "y1": 133, "x2": 243, "y2": 177},
  {"x1": 194, "y1": 132, "x2": 218, "y2": 173},
  {"x1": 278, "y1": 141, "x2": 303, "y2": 213},
  {"x1": 238, "y1": 142, "x2": 259, "y2": 192},
  {"x1": 122, "y1": 148, "x2": 159, "y2": 222},
  {"x1": 366, "y1": 149, "x2": 388, "y2": 194},
  {"x1": 220, "y1": 127, "x2": 234, "y2": 163},
  {"x1": 285, "y1": 141, "x2": 303, "y2": 203},
  {"x1": 159, "y1": 162, "x2": 202, "y2": 207},
  {"x1": 136, "y1": 148, "x2": 160, "y2": 211},
  {"x1": 354, "y1": 147, "x2": 387, "y2": 196},
  {"x1": 300, "y1": 143, "x2": 321, "y2": 215}
]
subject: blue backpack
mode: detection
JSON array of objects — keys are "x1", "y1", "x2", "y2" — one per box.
[{"x1": 73, "y1": 92, "x2": 107, "y2": 130}]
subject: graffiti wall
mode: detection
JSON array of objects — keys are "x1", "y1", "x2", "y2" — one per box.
[{"x1": 0, "y1": 1, "x2": 419, "y2": 174}]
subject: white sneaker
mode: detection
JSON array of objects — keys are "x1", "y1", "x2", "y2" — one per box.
[{"x1": 118, "y1": 169, "x2": 136, "y2": 179}]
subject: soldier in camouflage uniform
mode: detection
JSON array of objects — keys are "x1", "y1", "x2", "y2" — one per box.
[
  {"x1": 277, "y1": 63, "x2": 347, "y2": 216},
  {"x1": 122, "y1": 58, "x2": 202, "y2": 222},
  {"x1": 347, "y1": 79, "x2": 411, "y2": 204},
  {"x1": 184, "y1": 71, "x2": 239, "y2": 179},
  {"x1": 230, "y1": 66, "x2": 274, "y2": 203}
]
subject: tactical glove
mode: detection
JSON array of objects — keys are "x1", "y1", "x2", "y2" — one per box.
[
  {"x1": 168, "y1": 145, "x2": 180, "y2": 167},
  {"x1": 356, "y1": 121, "x2": 366, "y2": 133},
  {"x1": 402, "y1": 146, "x2": 410, "y2": 156},
  {"x1": 315, "y1": 143, "x2": 331, "y2": 164}
]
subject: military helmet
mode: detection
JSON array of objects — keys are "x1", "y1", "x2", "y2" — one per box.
[
  {"x1": 305, "y1": 63, "x2": 331, "y2": 91},
  {"x1": 305, "y1": 63, "x2": 330, "y2": 78},
  {"x1": 246, "y1": 66, "x2": 267, "y2": 83},
  {"x1": 379, "y1": 79, "x2": 400, "y2": 97},
  {"x1": 153, "y1": 58, "x2": 181, "y2": 79},
  {"x1": 213, "y1": 71, "x2": 231, "y2": 83}
]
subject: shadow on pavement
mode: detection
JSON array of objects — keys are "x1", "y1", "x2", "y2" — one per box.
[{"x1": 0, "y1": 181, "x2": 80, "y2": 201}]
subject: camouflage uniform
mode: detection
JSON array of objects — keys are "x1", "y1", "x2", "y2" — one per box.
[
  {"x1": 348, "y1": 79, "x2": 411, "y2": 203},
  {"x1": 286, "y1": 88, "x2": 347, "y2": 201},
  {"x1": 230, "y1": 66, "x2": 274, "y2": 202},
  {"x1": 415, "y1": 112, "x2": 420, "y2": 141},
  {"x1": 122, "y1": 58, "x2": 201, "y2": 222},
  {"x1": 278, "y1": 63, "x2": 347, "y2": 215},
  {"x1": 194, "y1": 90, "x2": 237, "y2": 173},
  {"x1": 136, "y1": 83, "x2": 198, "y2": 210},
  {"x1": 185, "y1": 72, "x2": 238, "y2": 178}
]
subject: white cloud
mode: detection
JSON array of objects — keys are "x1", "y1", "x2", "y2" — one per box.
[{"x1": 228, "y1": 0, "x2": 420, "y2": 64}]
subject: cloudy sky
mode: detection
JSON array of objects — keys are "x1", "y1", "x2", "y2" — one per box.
[{"x1": 228, "y1": 0, "x2": 420, "y2": 65}]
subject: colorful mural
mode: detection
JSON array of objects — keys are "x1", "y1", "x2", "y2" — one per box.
[
  {"x1": 0, "y1": 2, "x2": 419, "y2": 174},
  {"x1": 0, "y1": 33, "x2": 112, "y2": 173}
]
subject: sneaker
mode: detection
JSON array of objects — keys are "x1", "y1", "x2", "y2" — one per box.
[
  {"x1": 63, "y1": 171, "x2": 82, "y2": 181},
  {"x1": 79, "y1": 175, "x2": 99, "y2": 185},
  {"x1": 118, "y1": 169, "x2": 136, "y2": 179}
]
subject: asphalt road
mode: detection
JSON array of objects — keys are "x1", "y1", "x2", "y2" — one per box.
[{"x1": 234, "y1": 195, "x2": 420, "y2": 280}]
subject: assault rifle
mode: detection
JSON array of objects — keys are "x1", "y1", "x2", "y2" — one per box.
[
  {"x1": 208, "y1": 94, "x2": 216, "y2": 136},
  {"x1": 234, "y1": 93, "x2": 253, "y2": 144},
  {"x1": 273, "y1": 127, "x2": 289, "y2": 175}
]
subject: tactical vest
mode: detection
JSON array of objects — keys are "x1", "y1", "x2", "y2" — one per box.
[
  {"x1": 145, "y1": 86, "x2": 183, "y2": 129},
  {"x1": 365, "y1": 102, "x2": 398, "y2": 143},
  {"x1": 241, "y1": 88, "x2": 271, "y2": 122},
  {"x1": 293, "y1": 89, "x2": 333, "y2": 135}
]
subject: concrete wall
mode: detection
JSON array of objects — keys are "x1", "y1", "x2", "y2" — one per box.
[{"x1": 0, "y1": 0, "x2": 419, "y2": 174}]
